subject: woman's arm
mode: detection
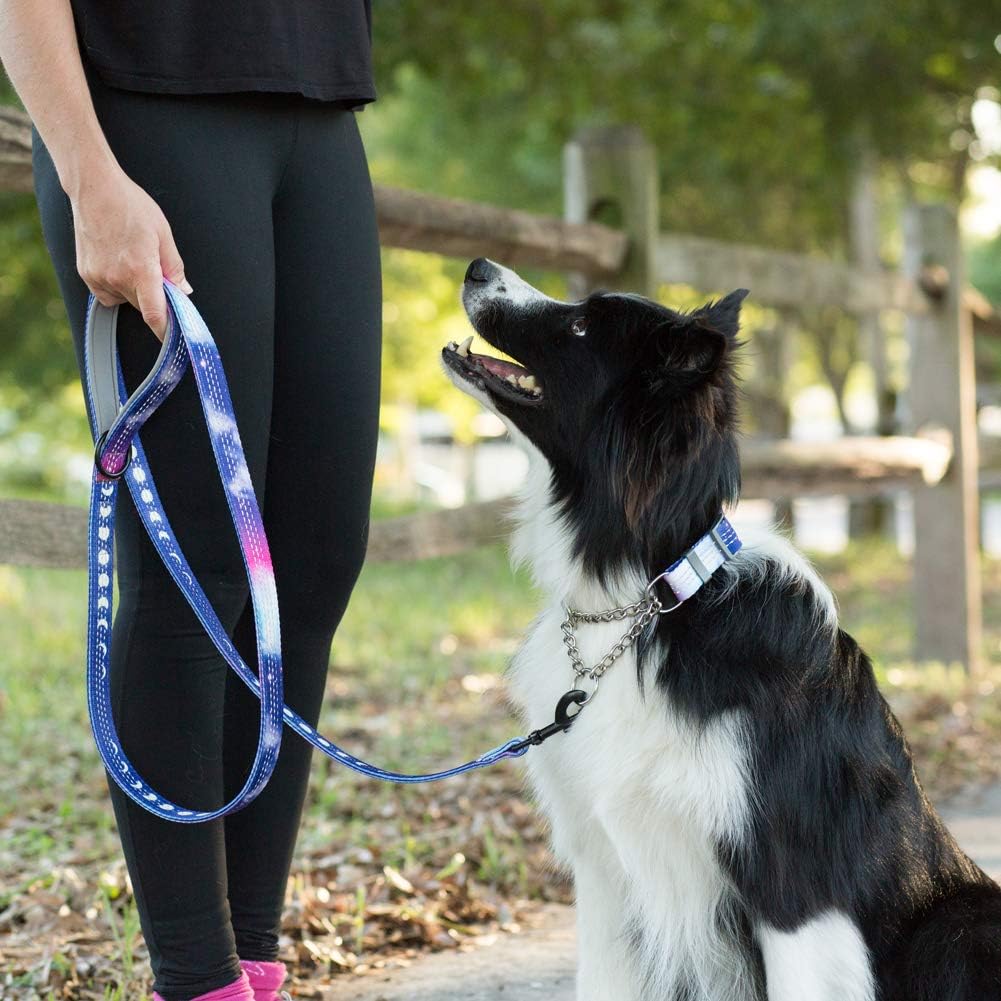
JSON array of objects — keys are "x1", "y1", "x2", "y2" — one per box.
[{"x1": 0, "y1": 0, "x2": 192, "y2": 337}]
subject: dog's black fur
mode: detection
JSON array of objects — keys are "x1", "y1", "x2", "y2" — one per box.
[{"x1": 445, "y1": 260, "x2": 1001, "y2": 1000}]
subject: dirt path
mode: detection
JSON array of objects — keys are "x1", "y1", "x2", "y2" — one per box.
[
  {"x1": 939, "y1": 784, "x2": 1001, "y2": 879},
  {"x1": 317, "y1": 904, "x2": 575, "y2": 1000},
  {"x1": 314, "y1": 789, "x2": 1001, "y2": 1001}
]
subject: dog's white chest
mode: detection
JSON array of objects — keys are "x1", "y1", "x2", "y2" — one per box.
[
  {"x1": 509, "y1": 603, "x2": 751, "y2": 848},
  {"x1": 508, "y1": 603, "x2": 758, "y2": 1000}
]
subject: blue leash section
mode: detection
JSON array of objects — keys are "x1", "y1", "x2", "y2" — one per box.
[{"x1": 84, "y1": 282, "x2": 532, "y2": 824}]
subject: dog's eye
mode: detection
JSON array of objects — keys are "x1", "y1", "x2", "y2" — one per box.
[{"x1": 571, "y1": 318, "x2": 587, "y2": 337}]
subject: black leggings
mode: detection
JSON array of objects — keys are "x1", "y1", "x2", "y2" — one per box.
[{"x1": 32, "y1": 64, "x2": 381, "y2": 1000}]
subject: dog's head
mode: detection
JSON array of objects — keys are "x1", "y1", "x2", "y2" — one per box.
[{"x1": 442, "y1": 258, "x2": 746, "y2": 577}]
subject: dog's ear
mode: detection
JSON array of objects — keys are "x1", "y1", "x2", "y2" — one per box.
[
  {"x1": 654, "y1": 288, "x2": 748, "y2": 379},
  {"x1": 693, "y1": 288, "x2": 749, "y2": 339},
  {"x1": 657, "y1": 325, "x2": 728, "y2": 377},
  {"x1": 618, "y1": 290, "x2": 747, "y2": 530}
]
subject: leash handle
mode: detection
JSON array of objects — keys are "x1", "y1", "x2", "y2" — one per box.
[
  {"x1": 85, "y1": 285, "x2": 285, "y2": 821},
  {"x1": 84, "y1": 283, "x2": 531, "y2": 823}
]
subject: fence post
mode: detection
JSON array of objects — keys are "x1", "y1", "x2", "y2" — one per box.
[
  {"x1": 849, "y1": 149, "x2": 895, "y2": 537},
  {"x1": 903, "y1": 203, "x2": 981, "y2": 671},
  {"x1": 563, "y1": 125, "x2": 658, "y2": 297}
]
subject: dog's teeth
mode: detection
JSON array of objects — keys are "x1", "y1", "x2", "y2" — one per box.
[
  {"x1": 447, "y1": 341, "x2": 458, "y2": 351},
  {"x1": 530, "y1": 386, "x2": 542, "y2": 396},
  {"x1": 518, "y1": 375, "x2": 537, "y2": 390},
  {"x1": 506, "y1": 374, "x2": 519, "y2": 386},
  {"x1": 457, "y1": 336, "x2": 473, "y2": 358}
]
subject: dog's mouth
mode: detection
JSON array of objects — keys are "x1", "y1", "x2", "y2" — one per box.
[{"x1": 441, "y1": 335, "x2": 544, "y2": 405}]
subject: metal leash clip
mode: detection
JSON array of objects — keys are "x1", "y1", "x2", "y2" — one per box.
[{"x1": 509, "y1": 689, "x2": 590, "y2": 752}]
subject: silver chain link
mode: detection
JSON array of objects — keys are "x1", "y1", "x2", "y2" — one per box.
[{"x1": 561, "y1": 595, "x2": 663, "y2": 687}]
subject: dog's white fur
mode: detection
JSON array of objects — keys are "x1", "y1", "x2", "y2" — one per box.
[{"x1": 758, "y1": 912, "x2": 876, "y2": 1001}]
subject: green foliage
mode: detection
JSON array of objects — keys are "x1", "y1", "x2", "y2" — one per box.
[
  {"x1": 378, "y1": 249, "x2": 481, "y2": 435},
  {"x1": 4, "y1": 3, "x2": 1000, "y2": 498},
  {"x1": 970, "y1": 231, "x2": 1001, "y2": 307},
  {"x1": 752, "y1": 1, "x2": 999, "y2": 175},
  {"x1": 969, "y1": 234, "x2": 1001, "y2": 382},
  {"x1": 0, "y1": 192, "x2": 74, "y2": 390},
  {"x1": 0, "y1": 189, "x2": 90, "y2": 498},
  {"x1": 371, "y1": 0, "x2": 1000, "y2": 249},
  {"x1": 370, "y1": 3, "x2": 838, "y2": 248}
]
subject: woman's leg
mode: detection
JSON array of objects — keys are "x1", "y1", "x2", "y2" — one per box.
[
  {"x1": 31, "y1": 71, "x2": 300, "y2": 999},
  {"x1": 222, "y1": 103, "x2": 382, "y2": 961}
]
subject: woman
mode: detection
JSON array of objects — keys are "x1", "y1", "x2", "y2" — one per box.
[{"x1": 0, "y1": 2, "x2": 382, "y2": 999}]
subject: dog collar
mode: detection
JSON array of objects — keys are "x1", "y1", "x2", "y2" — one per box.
[
  {"x1": 650, "y1": 515, "x2": 742, "y2": 605},
  {"x1": 556, "y1": 515, "x2": 742, "y2": 728}
]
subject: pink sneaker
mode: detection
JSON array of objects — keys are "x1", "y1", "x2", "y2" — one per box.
[
  {"x1": 153, "y1": 970, "x2": 254, "y2": 1001},
  {"x1": 239, "y1": 959, "x2": 288, "y2": 1001}
]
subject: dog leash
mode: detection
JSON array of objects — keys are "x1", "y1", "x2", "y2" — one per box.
[{"x1": 83, "y1": 281, "x2": 740, "y2": 822}]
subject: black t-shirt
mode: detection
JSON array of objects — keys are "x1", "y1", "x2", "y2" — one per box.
[{"x1": 70, "y1": 1, "x2": 375, "y2": 106}]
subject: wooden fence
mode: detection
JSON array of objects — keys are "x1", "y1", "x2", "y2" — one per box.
[{"x1": 0, "y1": 111, "x2": 996, "y2": 668}]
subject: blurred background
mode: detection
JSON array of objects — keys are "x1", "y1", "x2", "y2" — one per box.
[
  {"x1": 2, "y1": 3, "x2": 1001, "y2": 998},
  {"x1": 2, "y1": 2, "x2": 1000, "y2": 542}
]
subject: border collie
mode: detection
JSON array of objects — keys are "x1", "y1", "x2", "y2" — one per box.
[{"x1": 441, "y1": 258, "x2": 1001, "y2": 1001}]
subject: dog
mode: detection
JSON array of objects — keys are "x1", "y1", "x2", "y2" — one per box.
[{"x1": 441, "y1": 258, "x2": 1001, "y2": 1001}]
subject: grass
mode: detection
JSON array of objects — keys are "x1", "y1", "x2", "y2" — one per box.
[
  {"x1": 1, "y1": 538, "x2": 1000, "y2": 998},
  {"x1": 0, "y1": 543, "x2": 533, "y2": 793},
  {"x1": 100, "y1": 888, "x2": 142, "y2": 993}
]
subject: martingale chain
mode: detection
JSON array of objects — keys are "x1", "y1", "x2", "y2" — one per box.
[{"x1": 560, "y1": 595, "x2": 664, "y2": 689}]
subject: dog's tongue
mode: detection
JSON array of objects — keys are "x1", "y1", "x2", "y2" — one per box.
[{"x1": 475, "y1": 353, "x2": 525, "y2": 379}]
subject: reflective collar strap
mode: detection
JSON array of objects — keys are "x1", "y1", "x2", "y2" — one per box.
[{"x1": 662, "y1": 516, "x2": 742, "y2": 602}]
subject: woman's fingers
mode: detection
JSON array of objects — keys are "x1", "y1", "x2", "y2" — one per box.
[
  {"x1": 159, "y1": 229, "x2": 193, "y2": 296},
  {"x1": 133, "y1": 266, "x2": 170, "y2": 341},
  {"x1": 89, "y1": 283, "x2": 128, "y2": 308}
]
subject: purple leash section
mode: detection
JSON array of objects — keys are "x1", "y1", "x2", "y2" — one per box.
[{"x1": 84, "y1": 281, "x2": 534, "y2": 824}]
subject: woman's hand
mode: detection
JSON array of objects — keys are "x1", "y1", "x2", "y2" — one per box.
[{"x1": 70, "y1": 164, "x2": 193, "y2": 340}]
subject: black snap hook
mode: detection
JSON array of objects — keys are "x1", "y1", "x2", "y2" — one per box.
[
  {"x1": 508, "y1": 688, "x2": 591, "y2": 753},
  {"x1": 554, "y1": 688, "x2": 588, "y2": 728}
]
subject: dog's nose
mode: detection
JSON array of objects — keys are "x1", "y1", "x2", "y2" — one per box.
[{"x1": 464, "y1": 258, "x2": 495, "y2": 283}]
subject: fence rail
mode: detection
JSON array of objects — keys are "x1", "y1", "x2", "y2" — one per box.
[
  {"x1": 376, "y1": 185, "x2": 627, "y2": 276},
  {"x1": 0, "y1": 434, "x2": 963, "y2": 570}
]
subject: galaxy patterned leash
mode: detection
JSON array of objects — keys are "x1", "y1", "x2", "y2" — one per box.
[
  {"x1": 85, "y1": 283, "x2": 285, "y2": 822},
  {"x1": 85, "y1": 282, "x2": 533, "y2": 822}
]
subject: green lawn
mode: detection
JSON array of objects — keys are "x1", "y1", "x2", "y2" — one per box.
[{"x1": 1, "y1": 540, "x2": 999, "y2": 999}]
